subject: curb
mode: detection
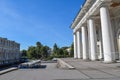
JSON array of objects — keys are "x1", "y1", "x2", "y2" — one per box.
[
  {"x1": 57, "y1": 59, "x2": 75, "y2": 69},
  {"x1": 0, "y1": 67, "x2": 18, "y2": 75}
]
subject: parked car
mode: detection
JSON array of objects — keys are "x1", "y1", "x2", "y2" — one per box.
[
  {"x1": 20, "y1": 57, "x2": 29, "y2": 63},
  {"x1": 52, "y1": 58, "x2": 57, "y2": 61}
]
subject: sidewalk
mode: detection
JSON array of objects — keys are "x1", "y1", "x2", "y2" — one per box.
[
  {"x1": 61, "y1": 58, "x2": 120, "y2": 80},
  {"x1": 0, "y1": 67, "x2": 18, "y2": 75}
]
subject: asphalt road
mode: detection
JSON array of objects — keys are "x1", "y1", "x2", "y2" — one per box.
[{"x1": 0, "y1": 63, "x2": 89, "y2": 80}]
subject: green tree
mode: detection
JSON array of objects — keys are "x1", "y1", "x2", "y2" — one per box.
[
  {"x1": 27, "y1": 46, "x2": 37, "y2": 59},
  {"x1": 20, "y1": 42, "x2": 72, "y2": 60},
  {"x1": 41, "y1": 46, "x2": 50, "y2": 59},
  {"x1": 36, "y1": 42, "x2": 42, "y2": 47},
  {"x1": 44, "y1": 46, "x2": 50, "y2": 57},
  {"x1": 70, "y1": 43, "x2": 74, "y2": 57},
  {"x1": 26, "y1": 42, "x2": 51, "y2": 60},
  {"x1": 52, "y1": 43, "x2": 59, "y2": 56},
  {"x1": 63, "y1": 50, "x2": 69, "y2": 57},
  {"x1": 59, "y1": 48, "x2": 64, "y2": 55},
  {"x1": 21, "y1": 49, "x2": 27, "y2": 57},
  {"x1": 36, "y1": 41, "x2": 43, "y2": 59}
]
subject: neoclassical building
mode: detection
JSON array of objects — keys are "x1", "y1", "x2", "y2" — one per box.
[
  {"x1": 71, "y1": 0, "x2": 120, "y2": 63},
  {"x1": 0, "y1": 37, "x2": 20, "y2": 65}
]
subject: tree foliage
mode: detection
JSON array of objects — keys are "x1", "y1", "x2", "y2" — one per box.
[
  {"x1": 26, "y1": 42, "x2": 50, "y2": 59},
  {"x1": 70, "y1": 42, "x2": 74, "y2": 57},
  {"x1": 21, "y1": 49, "x2": 27, "y2": 57},
  {"x1": 21, "y1": 42, "x2": 73, "y2": 60},
  {"x1": 52, "y1": 43, "x2": 59, "y2": 56},
  {"x1": 52, "y1": 43, "x2": 69, "y2": 58}
]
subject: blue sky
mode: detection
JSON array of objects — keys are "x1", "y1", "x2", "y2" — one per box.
[{"x1": 0, "y1": 0, "x2": 84, "y2": 50}]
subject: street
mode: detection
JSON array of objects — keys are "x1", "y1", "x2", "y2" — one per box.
[
  {"x1": 0, "y1": 63, "x2": 88, "y2": 80},
  {"x1": 1, "y1": 58, "x2": 120, "y2": 80}
]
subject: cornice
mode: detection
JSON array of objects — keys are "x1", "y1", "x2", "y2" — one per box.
[
  {"x1": 71, "y1": 0, "x2": 95, "y2": 29},
  {"x1": 73, "y1": 0, "x2": 104, "y2": 33}
]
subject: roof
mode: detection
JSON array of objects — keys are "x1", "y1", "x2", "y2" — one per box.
[{"x1": 71, "y1": 0, "x2": 95, "y2": 29}]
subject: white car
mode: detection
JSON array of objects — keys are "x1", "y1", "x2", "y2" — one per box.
[{"x1": 52, "y1": 58, "x2": 57, "y2": 61}]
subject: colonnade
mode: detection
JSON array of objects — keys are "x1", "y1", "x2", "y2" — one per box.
[{"x1": 73, "y1": 5, "x2": 116, "y2": 63}]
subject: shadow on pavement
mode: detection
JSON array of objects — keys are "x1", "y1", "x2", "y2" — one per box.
[
  {"x1": 19, "y1": 65, "x2": 47, "y2": 69},
  {"x1": 39, "y1": 65, "x2": 47, "y2": 68}
]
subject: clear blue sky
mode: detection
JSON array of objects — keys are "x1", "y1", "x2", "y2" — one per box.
[{"x1": 0, "y1": 0, "x2": 84, "y2": 50}]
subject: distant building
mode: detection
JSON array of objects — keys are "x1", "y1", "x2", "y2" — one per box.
[
  {"x1": 47, "y1": 49, "x2": 52, "y2": 56},
  {"x1": 71, "y1": 0, "x2": 120, "y2": 63},
  {"x1": 0, "y1": 37, "x2": 20, "y2": 65},
  {"x1": 66, "y1": 48, "x2": 71, "y2": 55}
]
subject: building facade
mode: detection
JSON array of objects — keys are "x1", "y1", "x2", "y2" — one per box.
[
  {"x1": 71, "y1": 0, "x2": 120, "y2": 63},
  {"x1": 0, "y1": 37, "x2": 20, "y2": 65}
]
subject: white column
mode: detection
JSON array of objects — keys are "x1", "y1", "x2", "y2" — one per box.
[
  {"x1": 88, "y1": 18, "x2": 97, "y2": 60},
  {"x1": 118, "y1": 35, "x2": 120, "y2": 59},
  {"x1": 73, "y1": 33, "x2": 77, "y2": 58},
  {"x1": 81, "y1": 26, "x2": 88, "y2": 60},
  {"x1": 76, "y1": 30, "x2": 82, "y2": 59},
  {"x1": 100, "y1": 6, "x2": 115, "y2": 63},
  {"x1": 99, "y1": 41, "x2": 103, "y2": 59},
  {"x1": 98, "y1": 28, "x2": 103, "y2": 60},
  {"x1": 97, "y1": 41, "x2": 103, "y2": 60}
]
